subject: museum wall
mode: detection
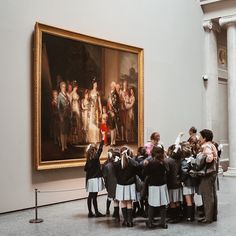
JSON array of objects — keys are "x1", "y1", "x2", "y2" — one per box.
[{"x1": 0, "y1": 0, "x2": 204, "y2": 213}]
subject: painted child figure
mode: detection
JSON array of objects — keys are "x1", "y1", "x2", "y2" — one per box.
[{"x1": 100, "y1": 106, "x2": 109, "y2": 145}]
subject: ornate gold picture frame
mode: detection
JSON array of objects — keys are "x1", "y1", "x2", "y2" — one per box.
[{"x1": 34, "y1": 22, "x2": 144, "y2": 170}]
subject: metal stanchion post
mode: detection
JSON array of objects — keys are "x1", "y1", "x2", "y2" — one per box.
[{"x1": 29, "y1": 189, "x2": 43, "y2": 223}]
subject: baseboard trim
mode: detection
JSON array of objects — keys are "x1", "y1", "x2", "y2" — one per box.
[{"x1": 0, "y1": 193, "x2": 107, "y2": 215}]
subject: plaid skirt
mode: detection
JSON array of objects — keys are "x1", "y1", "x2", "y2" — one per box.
[
  {"x1": 148, "y1": 184, "x2": 170, "y2": 207},
  {"x1": 86, "y1": 177, "x2": 105, "y2": 193},
  {"x1": 115, "y1": 183, "x2": 137, "y2": 201},
  {"x1": 183, "y1": 186, "x2": 195, "y2": 195},
  {"x1": 168, "y1": 188, "x2": 183, "y2": 202}
]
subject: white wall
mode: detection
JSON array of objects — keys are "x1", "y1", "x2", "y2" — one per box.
[{"x1": 0, "y1": 0, "x2": 204, "y2": 213}]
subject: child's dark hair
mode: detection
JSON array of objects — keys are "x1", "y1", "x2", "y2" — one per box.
[
  {"x1": 189, "y1": 126, "x2": 197, "y2": 134},
  {"x1": 167, "y1": 144, "x2": 175, "y2": 157},
  {"x1": 85, "y1": 144, "x2": 97, "y2": 160},
  {"x1": 169, "y1": 144, "x2": 182, "y2": 160},
  {"x1": 200, "y1": 129, "x2": 213, "y2": 142},
  {"x1": 150, "y1": 132, "x2": 160, "y2": 141},
  {"x1": 151, "y1": 145, "x2": 165, "y2": 163},
  {"x1": 180, "y1": 141, "x2": 192, "y2": 158},
  {"x1": 107, "y1": 148, "x2": 114, "y2": 161},
  {"x1": 137, "y1": 146, "x2": 147, "y2": 157}
]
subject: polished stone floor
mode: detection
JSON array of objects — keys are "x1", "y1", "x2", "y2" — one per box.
[{"x1": 1, "y1": 176, "x2": 236, "y2": 236}]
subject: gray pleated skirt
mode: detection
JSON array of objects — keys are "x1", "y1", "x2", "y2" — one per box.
[
  {"x1": 115, "y1": 183, "x2": 137, "y2": 201},
  {"x1": 86, "y1": 177, "x2": 105, "y2": 193},
  {"x1": 148, "y1": 184, "x2": 170, "y2": 207},
  {"x1": 183, "y1": 186, "x2": 195, "y2": 195},
  {"x1": 168, "y1": 188, "x2": 183, "y2": 202}
]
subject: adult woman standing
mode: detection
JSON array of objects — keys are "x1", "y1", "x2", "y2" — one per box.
[
  {"x1": 144, "y1": 132, "x2": 161, "y2": 156},
  {"x1": 88, "y1": 79, "x2": 102, "y2": 143},
  {"x1": 58, "y1": 81, "x2": 71, "y2": 152},
  {"x1": 198, "y1": 129, "x2": 218, "y2": 224}
]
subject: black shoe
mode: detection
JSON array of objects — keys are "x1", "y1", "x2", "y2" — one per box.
[
  {"x1": 95, "y1": 212, "x2": 105, "y2": 217},
  {"x1": 198, "y1": 217, "x2": 205, "y2": 222},
  {"x1": 146, "y1": 221, "x2": 157, "y2": 229},
  {"x1": 113, "y1": 207, "x2": 120, "y2": 222},
  {"x1": 127, "y1": 209, "x2": 134, "y2": 227},
  {"x1": 168, "y1": 218, "x2": 180, "y2": 223},
  {"x1": 122, "y1": 220, "x2": 128, "y2": 227},
  {"x1": 200, "y1": 219, "x2": 212, "y2": 224},
  {"x1": 88, "y1": 212, "x2": 95, "y2": 218},
  {"x1": 114, "y1": 216, "x2": 120, "y2": 223},
  {"x1": 157, "y1": 223, "x2": 168, "y2": 229},
  {"x1": 127, "y1": 222, "x2": 134, "y2": 227},
  {"x1": 106, "y1": 210, "x2": 110, "y2": 216}
]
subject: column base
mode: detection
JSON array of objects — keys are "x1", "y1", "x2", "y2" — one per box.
[
  {"x1": 223, "y1": 167, "x2": 236, "y2": 177},
  {"x1": 218, "y1": 165, "x2": 224, "y2": 175}
]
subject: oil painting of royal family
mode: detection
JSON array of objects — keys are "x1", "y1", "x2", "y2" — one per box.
[{"x1": 40, "y1": 32, "x2": 139, "y2": 162}]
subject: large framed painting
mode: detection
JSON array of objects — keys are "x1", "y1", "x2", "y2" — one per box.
[{"x1": 34, "y1": 22, "x2": 144, "y2": 170}]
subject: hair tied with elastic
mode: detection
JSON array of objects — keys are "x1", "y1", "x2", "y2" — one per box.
[
  {"x1": 86, "y1": 144, "x2": 92, "y2": 152},
  {"x1": 173, "y1": 144, "x2": 181, "y2": 153},
  {"x1": 121, "y1": 149, "x2": 128, "y2": 169},
  {"x1": 108, "y1": 151, "x2": 113, "y2": 159}
]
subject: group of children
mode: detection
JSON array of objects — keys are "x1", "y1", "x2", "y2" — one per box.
[{"x1": 84, "y1": 127, "x2": 220, "y2": 229}]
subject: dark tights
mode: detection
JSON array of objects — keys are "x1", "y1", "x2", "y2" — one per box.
[
  {"x1": 106, "y1": 198, "x2": 111, "y2": 212},
  {"x1": 87, "y1": 192, "x2": 98, "y2": 214},
  {"x1": 148, "y1": 205, "x2": 167, "y2": 225}
]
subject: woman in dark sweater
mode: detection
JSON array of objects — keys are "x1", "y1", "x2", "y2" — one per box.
[
  {"x1": 143, "y1": 145, "x2": 169, "y2": 229},
  {"x1": 84, "y1": 133, "x2": 105, "y2": 218},
  {"x1": 114, "y1": 146, "x2": 139, "y2": 227}
]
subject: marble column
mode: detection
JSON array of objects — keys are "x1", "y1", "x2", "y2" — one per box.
[
  {"x1": 203, "y1": 20, "x2": 220, "y2": 138},
  {"x1": 220, "y1": 15, "x2": 236, "y2": 176}
]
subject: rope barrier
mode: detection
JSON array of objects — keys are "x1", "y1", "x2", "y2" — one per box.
[{"x1": 29, "y1": 187, "x2": 86, "y2": 223}]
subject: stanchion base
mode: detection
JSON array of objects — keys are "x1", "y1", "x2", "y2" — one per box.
[{"x1": 29, "y1": 219, "x2": 44, "y2": 223}]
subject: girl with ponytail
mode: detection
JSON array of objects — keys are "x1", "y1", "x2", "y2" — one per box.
[
  {"x1": 114, "y1": 146, "x2": 139, "y2": 227},
  {"x1": 84, "y1": 132, "x2": 106, "y2": 218}
]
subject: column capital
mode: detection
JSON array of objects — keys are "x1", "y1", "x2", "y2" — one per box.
[
  {"x1": 219, "y1": 14, "x2": 236, "y2": 27},
  {"x1": 203, "y1": 20, "x2": 220, "y2": 32}
]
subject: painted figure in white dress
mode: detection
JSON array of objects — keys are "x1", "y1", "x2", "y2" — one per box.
[
  {"x1": 71, "y1": 82, "x2": 82, "y2": 144},
  {"x1": 81, "y1": 89, "x2": 90, "y2": 143},
  {"x1": 88, "y1": 79, "x2": 102, "y2": 143},
  {"x1": 125, "y1": 87, "x2": 135, "y2": 143}
]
